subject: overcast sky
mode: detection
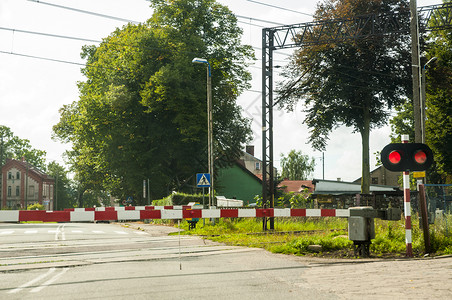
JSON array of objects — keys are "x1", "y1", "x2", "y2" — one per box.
[{"x1": 0, "y1": 0, "x2": 440, "y2": 182}]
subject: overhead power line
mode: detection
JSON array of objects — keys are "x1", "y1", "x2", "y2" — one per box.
[
  {"x1": 246, "y1": 0, "x2": 313, "y2": 17},
  {"x1": 235, "y1": 14, "x2": 284, "y2": 26},
  {"x1": 0, "y1": 50, "x2": 85, "y2": 66},
  {"x1": 0, "y1": 27, "x2": 101, "y2": 43},
  {"x1": 28, "y1": 0, "x2": 283, "y2": 27},
  {"x1": 27, "y1": 0, "x2": 140, "y2": 24}
]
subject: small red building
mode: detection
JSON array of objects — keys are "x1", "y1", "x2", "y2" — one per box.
[{"x1": 1, "y1": 158, "x2": 55, "y2": 210}]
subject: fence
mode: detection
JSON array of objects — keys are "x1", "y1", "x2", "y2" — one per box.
[
  {"x1": 425, "y1": 184, "x2": 452, "y2": 213},
  {"x1": 425, "y1": 184, "x2": 452, "y2": 235}
]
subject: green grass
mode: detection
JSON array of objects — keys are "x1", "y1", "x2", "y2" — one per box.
[{"x1": 171, "y1": 215, "x2": 452, "y2": 258}]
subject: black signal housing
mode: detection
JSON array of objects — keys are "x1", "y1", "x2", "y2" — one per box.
[{"x1": 381, "y1": 143, "x2": 434, "y2": 172}]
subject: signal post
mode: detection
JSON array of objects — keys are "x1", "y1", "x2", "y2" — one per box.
[{"x1": 381, "y1": 135, "x2": 434, "y2": 257}]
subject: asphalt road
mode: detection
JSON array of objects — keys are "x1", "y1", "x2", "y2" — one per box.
[{"x1": 0, "y1": 222, "x2": 451, "y2": 299}]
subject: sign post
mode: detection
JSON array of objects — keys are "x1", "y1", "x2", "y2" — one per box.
[
  {"x1": 196, "y1": 173, "x2": 211, "y2": 207},
  {"x1": 402, "y1": 135, "x2": 413, "y2": 257}
]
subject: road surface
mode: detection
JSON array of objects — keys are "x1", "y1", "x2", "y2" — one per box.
[{"x1": 0, "y1": 222, "x2": 451, "y2": 299}]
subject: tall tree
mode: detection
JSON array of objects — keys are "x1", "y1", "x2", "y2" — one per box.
[
  {"x1": 280, "y1": 150, "x2": 315, "y2": 180},
  {"x1": 47, "y1": 161, "x2": 77, "y2": 210},
  {"x1": 277, "y1": 0, "x2": 411, "y2": 193},
  {"x1": 0, "y1": 125, "x2": 46, "y2": 169},
  {"x1": 424, "y1": 5, "x2": 452, "y2": 182},
  {"x1": 53, "y1": 0, "x2": 253, "y2": 202},
  {"x1": 388, "y1": 1, "x2": 452, "y2": 183},
  {"x1": 389, "y1": 100, "x2": 415, "y2": 143}
]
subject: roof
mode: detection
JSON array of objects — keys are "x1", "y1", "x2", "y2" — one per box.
[
  {"x1": 312, "y1": 179, "x2": 399, "y2": 195},
  {"x1": 278, "y1": 180, "x2": 315, "y2": 193},
  {"x1": 3, "y1": 159, "x2": 54, "y2": 182},
  {"x1": 233, "y1": 160, "x2": 262, "y2": 183}
]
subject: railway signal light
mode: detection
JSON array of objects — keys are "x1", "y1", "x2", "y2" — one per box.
[{"x1": 381, "y1": 143, "x2": 433, "y2": 172}]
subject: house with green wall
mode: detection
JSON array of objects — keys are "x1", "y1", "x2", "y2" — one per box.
[{"x1": 215, "y1": 162, "x2": 262, "y2": 205}]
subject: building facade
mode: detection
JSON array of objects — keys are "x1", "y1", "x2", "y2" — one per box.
[
  {"x1": 353, "y1": 166, "x2": 400, "y2": 187},
  {"x1": 1, "y1": 158, "x2": 55, "y2": 210}
]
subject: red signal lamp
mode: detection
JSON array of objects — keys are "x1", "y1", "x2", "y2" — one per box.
[
  {"x1": 381, "y1": 143, "x2": 433, "y2": 172},
  {"x1": 388, "y1": 150, "x2": 402, "y2": 164},
  {"x1": 414, "y1": 150, "x2": 427, "y2": 164}
]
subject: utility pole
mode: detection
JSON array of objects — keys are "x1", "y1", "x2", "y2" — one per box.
[
  {"x1": 55, "y1": 168, "x2": 58, "y2": 211},
  {"x1": 147, "y1": 178, "x2": 150, "y2": 205},
  {"x1": 410, "y1": 0, "x2": 422, "y2": 143},
  {"x1": 0, "y1": 136, "x2": 3, "y2": 207}
]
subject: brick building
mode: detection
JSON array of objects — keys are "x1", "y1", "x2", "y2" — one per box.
[{"x1": 1, "y1": 158, "x2": 55, "y2": 210}]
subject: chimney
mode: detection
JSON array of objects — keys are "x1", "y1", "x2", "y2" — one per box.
[{"x1": 245, "y1": 145, "x2": 254, "y2": 156}]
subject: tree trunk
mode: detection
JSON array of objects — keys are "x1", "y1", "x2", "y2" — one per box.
[{"x1": 360, "y1": 109, "x2": 371, "y2": 194}]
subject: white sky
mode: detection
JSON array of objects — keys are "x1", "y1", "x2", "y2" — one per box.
[{"x1": 0, "y1": 0, "x2": 440, "y2": 182}]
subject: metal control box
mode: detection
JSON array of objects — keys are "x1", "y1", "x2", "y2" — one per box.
[
  {"x1": 348, "y1": 216, "x2": 375, "y2": 241},
  {"x1": 348, "y1": 207, "x2": 375, "y2": 241}
]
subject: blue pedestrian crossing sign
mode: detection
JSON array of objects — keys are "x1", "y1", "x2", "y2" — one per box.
[{"x1": 196, "y1": 173, "x2": 211, "y2": 187}]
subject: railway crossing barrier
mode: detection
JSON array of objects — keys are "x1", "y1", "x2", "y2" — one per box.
[{"x1": 0, "y1": 206, "x2": 400, "y2": 224}]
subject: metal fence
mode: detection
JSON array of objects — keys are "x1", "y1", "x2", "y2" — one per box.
[
  {"x1": 425, "y1": 184, "x2": 452, "y2": 214},
  {"x1": 425, "y1": 184, "x2": 452, "y2": 236}
]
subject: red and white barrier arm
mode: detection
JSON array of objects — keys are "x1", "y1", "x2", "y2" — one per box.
[
  {"x1": 63, "y1": 205, "x2": 191, "y2": 212},
  {"x1": 0, "y1": 208, "x2": 350, "y2": 223}
]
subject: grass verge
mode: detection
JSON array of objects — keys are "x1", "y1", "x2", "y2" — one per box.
[{"x1": 168, "y1": 215, "x2": 452, "y2": 258}]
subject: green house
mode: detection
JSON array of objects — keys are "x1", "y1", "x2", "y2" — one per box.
[{"x1": 215, "y1": 162, "x2": 262, "y2": 205}]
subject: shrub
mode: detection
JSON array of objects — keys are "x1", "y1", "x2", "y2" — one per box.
[
  {"x1": 153, "y1": 192, "x2": 209, "y2": 206},
  {"x1": 27, "y1": 203, "x2": 45, "y2": 210}
]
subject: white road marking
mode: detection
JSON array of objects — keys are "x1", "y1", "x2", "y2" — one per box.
[
  {"x1": 92, "y1": 230, "x2": 105, "y2": 234},
  {"x1": 8, "y1": 268, "x2": 56, "y2": 294},
  {"x1": 71, "y1": 230, "x2": 83, "y2": 233},
  {"x1": 54, "y1": 224, "x2": 66, "y2": 241},
  {"x1": 24, "y1": 230, "x2": 38, "y2": 234},
  {"x1": 30, "y1": 268, "x2": 69, "y2": 293},
  {"x1": 114, "y1": 231, "x2": 128, "y2": 235},
  {"x1": 0, "y1": 230, "x2": 14, "y2": 235},
  {"x1": 134, "y1": 231, "x2": 148, "y2": 235}
]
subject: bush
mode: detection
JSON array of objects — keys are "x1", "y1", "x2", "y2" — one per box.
[
  {"x1": 153, "y1": 192, "x2": 209, "y2": 206},
  {"x1": 27, "y1": 203, "x2": 45, "y2": 210}
]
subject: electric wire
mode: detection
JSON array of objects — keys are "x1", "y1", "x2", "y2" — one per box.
[
  {"x1": 246, "y1": 0, "x2": 313, "y2": 17},
  {"x1": 27, "y1": 0, "x2": 140, "y2": 24},
  {"x1": 5, "y1": 3, "x2": 410, "y2": 85},
  {"x1": 27, "y1": 0, "x2": 284, "y2": 27},
  {"x1": 0, "y1": 27, "x2": 101, "y2": 44},
  {"x1": 0, "y1": 50, "x2": 85, "y2": 66}
]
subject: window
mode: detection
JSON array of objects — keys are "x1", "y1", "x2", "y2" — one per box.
[
  {"x1": 371, "y1": 177, "x2": 379, "y2": 184},
  {"x1": 43, "y1": 184, "x2": 47, "y2": 197},
  {"x1": 16, "y1": 186, "x2": 20, "y2": 197},
  {"x1": 255, "y1": 162, "x2": 261, "y2": 170},
  {"x1": 7, "y1": 186, "x2": 11, "y2": 197},
  {"x1": 8, "y1": 172, "x2": 12, "y2": 180},
  {"x1": 29, "y1": 185, "x2": 35, "y2": 197},
  {"x1": 16, "y1": 172, "x2": 20, "y2": 180}
]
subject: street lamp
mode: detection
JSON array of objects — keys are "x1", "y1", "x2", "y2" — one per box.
[
  {"x1": 420, "y1": 56, "x2": 437, "y2": 143},
  {"x1": 192, "y1": 57, "x2": 214, "y2": 208}
]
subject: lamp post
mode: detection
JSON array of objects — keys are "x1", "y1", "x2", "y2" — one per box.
[
  {"x1": 192, "y1": 57, "x2": 214, "y2": 208},
  {"x1": 420, "y1": 56, "x2": 437, "y2": 143}
]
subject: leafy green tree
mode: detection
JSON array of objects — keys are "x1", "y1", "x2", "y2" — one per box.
[
  {"x1": 389, "y1": 101, "x2": 415, "y2": 143},
  {"x1": 277, "y1": 0, "x2": 411, "y2": 193},
  {"x1": 387, "y1": 2, "x2": 452, "y2": 184},
  {"x1": 0, "y1": 125, "x2": 46, "y2": 169},
  {"x1": 280, "y1": 150, "x2": 315, "y2": 180},
  {"x1": 424, "y1": 14, "x2": 452, "y2": 183},
  {"x1": 53, "y1": 0, "x2": 253, "y2": 202},
  {"x1": 47, "y1": 161, "x2": 77, "y2": 210}
]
